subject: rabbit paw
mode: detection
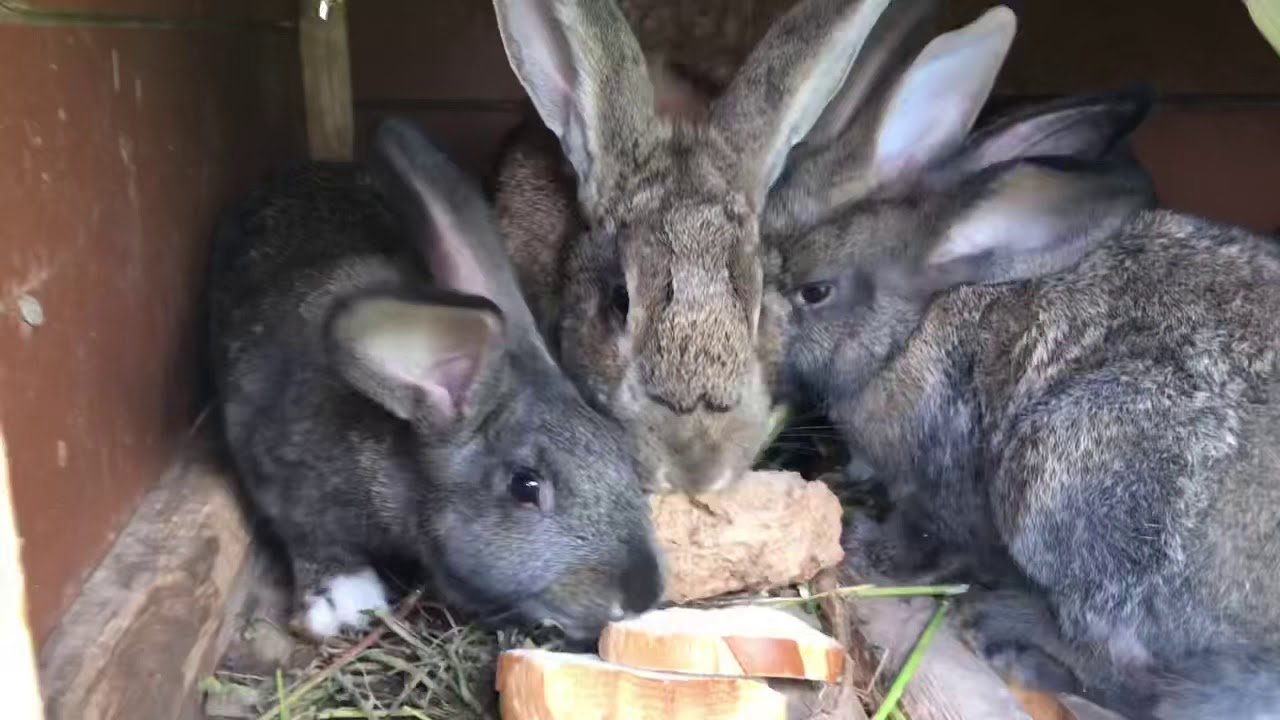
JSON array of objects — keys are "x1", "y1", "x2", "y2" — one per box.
[
  {"x1": 296, "y1": 567, "x2": 390, "y2": 641},
  {"x1": 956, "y1": 589, "x2": 1082, "y2": 694}
]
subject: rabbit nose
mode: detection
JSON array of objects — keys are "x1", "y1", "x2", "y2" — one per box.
[{"x1": 620, "y1": 543, "x2": 663, "y2": 614}]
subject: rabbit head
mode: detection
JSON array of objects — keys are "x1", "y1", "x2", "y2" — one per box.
[
  {"x1": 767, "y1": 8, "x2": 1158, "y2": 405},
  {"x1": 334, "y1": 119, "x2": 663, "y2": 639},
  {"x1": 492, "y1": 0, "x2": 906, "y2": 494}
]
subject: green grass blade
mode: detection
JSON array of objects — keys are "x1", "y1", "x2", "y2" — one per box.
[
  {"x1": 276, "y1": 669, "x2": 291, "y2": 720},
  {"x1": 870, "y1": 599, "x2": 951, "y2": 720}
]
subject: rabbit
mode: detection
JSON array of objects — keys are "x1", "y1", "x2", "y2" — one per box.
[
  {"x1": 766, "y1": 6, "x2": 1280, "y2": 719},
  {"x1": 206, "y1": 117, "x2": 664, "y2": 643},
  {"x1": 487, "y1": 0, "x2": 936, "y2": 495}
]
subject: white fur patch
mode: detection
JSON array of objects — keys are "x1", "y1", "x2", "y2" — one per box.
[{"x1": 303, "y1": 567, "x2": 389, "y2": 640}]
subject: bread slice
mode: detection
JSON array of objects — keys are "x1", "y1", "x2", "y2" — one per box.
[
  {"x1": 599, "y1": 605, "x2": 845, "y2": 683},
  {"x1": 496, "y1": 648, "x2": 787, "y2": 720}
]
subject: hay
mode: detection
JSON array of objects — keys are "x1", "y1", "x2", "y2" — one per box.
[
  {"x1": 201, "y1": 578, "x2": 967, "y2": 720},
  {"x1": 204, "y1": 592, "x2": 565, "y2": 720}
]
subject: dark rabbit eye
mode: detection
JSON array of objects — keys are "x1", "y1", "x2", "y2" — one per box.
[
  {"x1": 610, "y1": 283, "x2": 630, "y2": 320},
  {"x1": 509, "y1": 467, "x2": 543, "y2": 507},
  {"x1": 798, "y1": 282, "x2": 833, "y2": 306}
]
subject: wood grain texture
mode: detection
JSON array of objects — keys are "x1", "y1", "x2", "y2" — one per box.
[
  {"x1": 300, "y1": 0, "x2": 354, "y2": 160},
  {"x1": 37, "y1": 443, "x2": 252, "y2": 720},
  {"x1": 853, "y1": 592, "x2": 1032, "y2": 720}
]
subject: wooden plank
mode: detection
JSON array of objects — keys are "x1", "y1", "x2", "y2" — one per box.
[
  {"x1": 853, "y1": 593, "x2": 1034, "y2": 720},
  {"x1": 36, "y1": 438, "x2": 253, "y2": 720},
  {"x1": 0, "y1": 425, "x2": 45, "y2": 720},
  {"x1": 299, "y1": 0, "x2": 354, "y2": 160}
]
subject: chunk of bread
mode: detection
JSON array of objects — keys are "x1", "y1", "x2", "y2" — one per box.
[
  {"x1": 651, "y1": 470, "x2": 844, "y2": 603},
  {"x1": 599, "y1": 605, "x2": 845, "y2": 683},
  {"x1": 496, "y1": 648, "x2": 787, "y2": 720}
]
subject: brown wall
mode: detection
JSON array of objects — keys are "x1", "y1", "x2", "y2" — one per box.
[
  {"x1": 350, "y1": 0, "x2": 1280, "y2": 232},
  {"x1": 0, "y1": 0, "x2": 305, "y2": 646}
]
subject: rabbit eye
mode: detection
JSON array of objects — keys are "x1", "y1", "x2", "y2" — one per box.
[
  {"x1": 798, "y1": 282, "x2": 833, "y2": 306},
  {"x1": 610, "y1": 283, "x2": 630, "y2": 320},
  {"x1": 509, "y1": 467, "x2": 544, "y2": 507}
]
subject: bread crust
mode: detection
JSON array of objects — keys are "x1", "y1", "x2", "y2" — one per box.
[
  {"x1": 598, "y1": 606, "x2": 845, "y2": 683},
  {"x1": 496, "y1": 649, "x2": 788, "y2": 720}
]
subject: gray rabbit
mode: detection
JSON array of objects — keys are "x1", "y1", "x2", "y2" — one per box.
[
  {"x1": 488, "y1": 0, "x2": 912, "y2": 495},
  {"x1": 206, "y1": 119, "x2": 663, "y2": 642},
  {"x1": 767, "y1": 7, "x2": 1280, "y2": 720}
]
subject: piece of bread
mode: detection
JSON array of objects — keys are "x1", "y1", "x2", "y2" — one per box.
[
  {"x1": 496, "y1": 648, "x2": 787, "y2": 720},
  {"x1": 599, "y1": 605, "x2": 845, "y2": 684},
  {"x1": 651, "y1": 470, "x2": 844, "y2": 603}
]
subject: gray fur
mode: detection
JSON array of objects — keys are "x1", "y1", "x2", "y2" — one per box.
[
  {"x1": 489, "y1": 0, "x2": 907, "y2": 494},
  {"x1": 771, "y1": 24, "x2": 1280, "y2": 718},
  {"x1": 207, "y1": 119, "x2": 662, "y2": 641}
]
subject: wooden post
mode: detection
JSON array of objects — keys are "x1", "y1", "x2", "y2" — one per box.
[
  {"x1": 36, "y1": 442, "x2": 253, "y2": 720},
  {"x1": 0, "y1": 426, "x2": 45, "y2": 720},
  {"x1": 299, "y1": 0, "x2": 355, "y2": 161}
]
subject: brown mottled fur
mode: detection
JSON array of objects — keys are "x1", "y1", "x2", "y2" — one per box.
[
  {"x1": 489, "y1": 0, "x2": 925, "y2": 493},
  {"x1": 766, "y1": 10, "x2": 1280, "y2": 718}
]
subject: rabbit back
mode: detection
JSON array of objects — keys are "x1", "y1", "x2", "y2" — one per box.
[
  {"x1": 489, "y1": 113, "x2": 579, "y2": 341},
  {"x1": 207, "y1": 161, "x2": 430, "y2": 573},
  {"x1": 988, "y1": 212, "x2": 1280, "y2": 641}
]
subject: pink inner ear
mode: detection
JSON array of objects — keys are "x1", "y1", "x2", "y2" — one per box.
[{"x1": 427, "y1": 353, "x2": 480, "y2": 417}]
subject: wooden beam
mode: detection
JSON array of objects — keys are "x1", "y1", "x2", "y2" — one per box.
[
  {"x1": 37, "y1": 440, "x2": 253, "y2": 720},
  {"x1": 0, "y1": 425, "x2": 45, "y2": 720},
  {"x1": 299, "y1": 0, "x2": 355, "y2": 161}
]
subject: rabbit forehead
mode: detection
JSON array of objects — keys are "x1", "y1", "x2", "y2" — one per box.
[
  {"x1": 467, "y1": 380, "x2": 641, "y2": 494},
  {"x1": 784, "y1": 200, "x2": 922, "y2": 286},
  {"x1": 597, "y1": 121, "x2": 743, "y2": 213},
  {"x1": 618, "y1": 201, "x2": 752, "y2": 276}
]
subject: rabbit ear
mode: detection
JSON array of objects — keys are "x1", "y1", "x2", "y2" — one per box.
[
  {"x1": 762, "y1": 0, "x2": 943, "y2": 232},
  {"x1": 328, "y1": 294, "x2": 504, "y2": 427},
  {"x1": 491, "y1": 0, "x2": 654, "y2": 206},
  {"x1": 909, "y1": 159, "x2": 1153, "y2": 294},
  {"x1": 792, "y1": 0, "x2": 942, "y2": 151},
  {"x1": 868, "y1": 6, "x2": 1016, "y2": 187},
  {"x1": 367, "y1": 118, "x2": 545, "y2": 349},
  {"x1": 934, "y1": 85, "x2": 1156, "y2": 180},
  {"x1": 709, "y1": 0, "x2": 897, "y2": 207}
]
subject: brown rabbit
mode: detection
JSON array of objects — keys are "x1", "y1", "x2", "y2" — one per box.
[{"x1": 488, "y1": 0, "x2": 924, "y2": 494}]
